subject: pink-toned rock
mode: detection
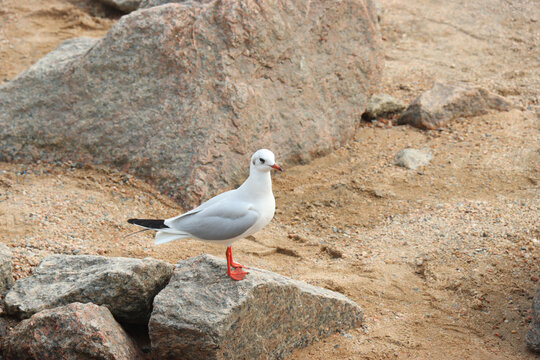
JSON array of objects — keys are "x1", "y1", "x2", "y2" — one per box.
[
  {"x1": 3, "y1": 302, "x2": 143, "y2": 360},
  {"x1": 398, "y1": 83, "x2": 512, "y2": 129},
  {"x1": 0, "y1": 0, "x2": 382, "y2": 208},
  {"x1": 149, "y1": 255, "x2": 363, "y2": 360}
]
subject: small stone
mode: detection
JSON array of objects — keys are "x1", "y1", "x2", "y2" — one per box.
[
  {"x1": 393, "y1": 148, "x2": 433, "y2": 170},
  {"x1": 398, "y1": 82, "x2": 512, "y2": 129},
  {"x1": 362, "y1": 93, "x2": 406, "y2": 120},
  {"x1": 321, "y1": 245, "x2": 344, "y2": 259},
  {"x1": 139, "y1": 0, "x2": 214, "y2": 9},
  {"x1": 95, "y1": 0, "x2": 142, "y2": 12},
  {"x1": 3, "y1": 302, "x2": 144, "y2": 359}
]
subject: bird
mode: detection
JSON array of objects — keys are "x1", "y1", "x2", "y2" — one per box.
[{"x1": 127, "y1": 149, "x2": 282, "y2": 281}]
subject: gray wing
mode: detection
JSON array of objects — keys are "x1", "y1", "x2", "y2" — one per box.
[
  {"x1": 165, "y1": 200, "x2": 259, "y2": 241},
  {"x1": 165, "y1": 189, "x2": 236, "y2": 223}
]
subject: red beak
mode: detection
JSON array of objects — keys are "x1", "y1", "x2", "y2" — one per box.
[{"x1": 270, "y1": 163, "x2": 283, "y2": 172}]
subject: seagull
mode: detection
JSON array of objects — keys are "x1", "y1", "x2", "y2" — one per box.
[{"x1": 127, "y1": 149, "x2": 282, "y2": 281}]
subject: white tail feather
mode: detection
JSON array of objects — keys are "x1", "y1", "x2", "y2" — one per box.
[{"x1": 154, "y1": 231, "x2": 189, "y2": 245}]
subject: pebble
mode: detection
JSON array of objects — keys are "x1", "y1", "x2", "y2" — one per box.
[{"x1": 393, "y1": 148, "x2": 433, "y2": 170}]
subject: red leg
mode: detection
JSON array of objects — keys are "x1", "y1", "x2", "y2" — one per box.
[
  {"x1": 225, "y1": 246, "x2": 247, "y2": 281},
  {"x1": 229, "y1": 247, "x2": 248, "y2": 269}
]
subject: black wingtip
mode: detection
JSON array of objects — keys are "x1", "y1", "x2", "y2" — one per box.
[{"x1": 127, "y1": 219, "x2": 169, "y2": 229}]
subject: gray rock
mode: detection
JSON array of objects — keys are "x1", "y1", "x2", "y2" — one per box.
[
  {"x1": 398, "y1": 82, "x2": 512, "y2": 129},
  {"x1": 101, "y1": 0, "x2": 209, "y2": 11},
  {"x1": 363, "y1": 93, "x2": 405, "y2": 120},
  {"x1": 12, "y1": 38, "x2": 98, "y2": 82},
  {"x1": 96, "y1": 0, "x2": 142, "y2": 12},
  {"x1": 149, "y1": 254, "x2": 363, "y2": 360},
  {"x1": 0, "y1": 1, "x2": 383, "y2": 208},
  {"x1": 139, "y1": 0, "x2": 212, "y2": 9},
  {"x1": 4, "y1": 255, "x2": 173, "y2": 324},
  {"x1": 393, "y1": 148, "x2": 433, "y2": 170},
  {"x1": 0, "y1": 244, "x2": 13, "y2": 295},
  {"x1": 526, "y1": 283, "x2": 540, "y2": 352},
  {"x1": 3, "y1": 302, "x2": 144, "y2": 360}
]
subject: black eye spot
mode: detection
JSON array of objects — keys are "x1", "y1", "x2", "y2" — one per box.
[{"x1": 260, "y1": 158, "x2": 265, "y2": 164}]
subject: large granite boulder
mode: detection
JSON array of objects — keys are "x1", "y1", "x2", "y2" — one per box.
[
  {"x1": 526, "y1": 283, "x2": 540, "y2": 352},
  {"x1": 0, "y1": 244, "x2": 13, "y2": 295},
  {"x1": 3, "y1": 302, "x2": 143, "y2": 360},
  {"x1": 0, "y1": 0, "x2": 382, "y2": 207},
  {"x1": 4, "y1": 255, "x2": 173, "y2": 324},
  {"x1": 398, "y1": 83, "x2": 512, "y2": 129},
  {"x1": 149, "y1": 255, "x2": 363, "y2": 360}
]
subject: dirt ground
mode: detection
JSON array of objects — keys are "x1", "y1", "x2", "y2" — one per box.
[{"x1": 1, "y1": 0, "x2": 539, "y2": 359}]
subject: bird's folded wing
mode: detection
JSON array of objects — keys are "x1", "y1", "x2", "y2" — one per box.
[
  {"x1": 165, "y1": 190, "x2": 235, "y2": 222},
  {"x1": 164, "y1": 200, "x2": 259, "y2": 241}
]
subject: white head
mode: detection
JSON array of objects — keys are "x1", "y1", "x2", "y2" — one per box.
[{"x1": 250, "y1": 149, "x2": 282, "y2": 173}]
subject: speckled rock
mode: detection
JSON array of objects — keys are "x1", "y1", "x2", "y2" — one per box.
[
  {"x1": 96, "y1": 0, "x2": 142, "y2": 12},
  {"x1": 4, "y1": 255, "x2": 173, "y2": 324},
  {"x1": 526, "y1": 283, "x2": 540, "y2": 352},
  {"x1": 398, "y1": 83, "x2": 512, "y2": 129},
  {"x1": 8, "y1": 37, "x2": 98, "y2": 82},
  {"x1": 0, "y1": 0, "x2": 382, "y2": 208},
  {"x1": 3, "y1": 302, "x2": 143, "y2": 360},
  {"x1": 393, "y1": 148, "x2": 433, "y2": 170},
  {"x1": 139, "y1": 0, "x2": 211, "y2": 9},
  {"x1": 362, "y1": 93, "x2": 405, "y2": 120},
  {"x1": 149, "y1": 254, "x2": 363, "y2": 360},
  {"x1": 0, "y1": 244, "x2": 13, "y2": 295}
]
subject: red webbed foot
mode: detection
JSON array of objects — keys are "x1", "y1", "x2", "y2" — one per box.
[
  {"x1": 228, "y1": 268, "x2": 248, "y2": 281},
  {"x1": 231, "y1": 261, "x2": 248, "y2": 269}
]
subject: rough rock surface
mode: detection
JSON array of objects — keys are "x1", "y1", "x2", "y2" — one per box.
[
  {"x1": 362, "y1": 93, "x2": 405, "y2": 120},
  {"x1": 398, "y1": 83, "x2": 512, "y2": 129},
  {"x1": 4, "y1": 255, "x2": 173, "y2": 323},
  {"x1": 139, "y1": 0, "x2": 211, "y2": 9},
  {"x1": 526, "y1": 283, "x2": 540, "y2": 352},
  {"x1": 97, "y1": 0, "x2": 142, "y2": 12},
  {"x1": 0, "y1": 1, "x2": 382, "y2": 207},
  {"x1": 149, "y1": 254, "x2": 363, "y2": 360},
  {"x1": 393, "y1": 148, "x2": 433, "y2": 170},
  {"x1": 9, "y1": 37, "x2": 98, "y2": 82},
  {"x1": 3, "y1": 302, "x2": 143, "y2": 360},
  {"x1": 0, "y1": 244, "x2": 13, "y2": 295}
]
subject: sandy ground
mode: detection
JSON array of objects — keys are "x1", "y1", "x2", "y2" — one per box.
[{"x1": 0, "y1": 0, "x2": 539, "y2": 359}]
